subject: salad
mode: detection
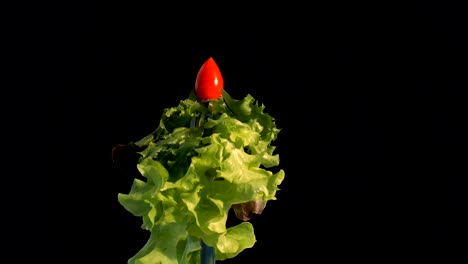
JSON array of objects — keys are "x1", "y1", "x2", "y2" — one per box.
[{"x1": 113, "y1": 57, "x2": 285, "y2": 264}]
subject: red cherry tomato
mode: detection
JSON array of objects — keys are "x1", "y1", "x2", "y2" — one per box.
[{"x1": 195, "y1": 57, "x2": 224, "y2": 101}]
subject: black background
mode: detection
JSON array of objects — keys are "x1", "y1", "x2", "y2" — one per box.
[{"x1": 47, "y1": 2, "x2": 467, "y2": 263}]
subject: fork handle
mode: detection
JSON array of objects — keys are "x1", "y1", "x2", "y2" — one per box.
[{"x1": 201, "y1": 240, "x2": 215, "y2": 264}]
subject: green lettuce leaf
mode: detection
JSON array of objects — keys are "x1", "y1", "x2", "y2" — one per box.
[{"x1": 117, "y1": 90, "x2": 285, "y2": 264}]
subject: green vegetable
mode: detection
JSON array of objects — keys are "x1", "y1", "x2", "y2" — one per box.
[{"x1": 116, "y1": 90, "x2": 285, "y2": 264}]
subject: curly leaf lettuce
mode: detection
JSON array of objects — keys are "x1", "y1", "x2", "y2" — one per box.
[{"x1": 117, "y1": 90, "x2": 285, "y2": 264}]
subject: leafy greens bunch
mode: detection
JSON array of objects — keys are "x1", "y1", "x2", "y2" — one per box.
[{"x1": 116, "y1": 90, "x2": 285, "y2": 264}]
